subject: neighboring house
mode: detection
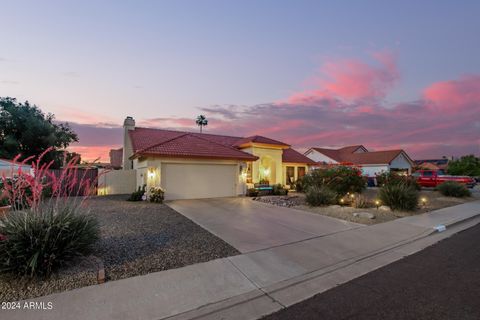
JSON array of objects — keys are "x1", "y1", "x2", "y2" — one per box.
[
  {"x1": 414, "y1": 158, "x2": 449, "y2": 174},
  {"x1": 0, "y1": 158, "x2": 33, "y2": 177},
  {"x1": 109, "y1": 148, "x2": 123, "y2": 169},
  {"x1": 304, "y1": 145, "x2": 414, "y2": 176},
  {"x1": 121, "y1": 116, "x2": 314, "y2": 200}
]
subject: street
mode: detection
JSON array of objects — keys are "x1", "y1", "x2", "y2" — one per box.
[{"x1": 263, "y1": 222, "x2": 480, "y2": 320}]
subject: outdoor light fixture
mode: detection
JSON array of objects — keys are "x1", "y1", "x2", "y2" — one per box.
[
  {"x1": 350, "y1": 194, "x2": 355, "y2": 199},
  {"x1": 340, "y1": 198, "x2": 345, "y2": 206},
  {"x1": 148, "y1": 169, "x2": 155, "y2": 179},
  {"x1": 375, "y1": 200, "x2": 380, "y2": 209}
]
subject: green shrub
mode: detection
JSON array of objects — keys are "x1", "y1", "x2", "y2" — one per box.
[
  {"x1": 437, "y1": 181, "x2": 471, "y2": 197},
  {"x1": 0, "y1": 204, "x2": 99, "y2": 277},
  {"x1": 294, "y1": 179, "x2": 304, "y2": 192},
  {"x1": 272, "y1": 184, "x2": 288, "y2": 196},
  {"x1": 379, "y1": 184, "x2": 419, "y2": 211},
  {"x1": 376, "y1": 172, "x2": 420, "y2": 190},
  {"x1": 0, "y1": 195, "x2": 8, "y2": 207},
  {"x1": 127, "y1": 185, "x2": 146, "y2": 201},
  {"x1": 352, "y1": 194, "x2": 372, "y2": 208},
  {"x1": 247, "y1": 188, "x2": 259, "y2": 197},
  {"x1": 305, "y1": 186, "x2": 338, "y2": 206},
  {"x1": 149, "y1": 187, "x2": 165, "y2": 203},
  {"x1": 302, "y1": 166, "x2": 366, "y2": 196}
]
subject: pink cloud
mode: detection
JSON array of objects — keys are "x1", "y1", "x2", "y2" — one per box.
[
  {"x1": 424, "y1": 75, "x2": 480, "y2": 112},
  {"x1": 288, "y1": 50, "x2": 399, "y2": 105}
]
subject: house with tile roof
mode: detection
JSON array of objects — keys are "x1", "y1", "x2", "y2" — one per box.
[
  {"x1": 119, "y1": 117, "x2": 314, "y2": 200},
  {"x1": 304, "y1": 145, "x2": 414, "y2": 177}
]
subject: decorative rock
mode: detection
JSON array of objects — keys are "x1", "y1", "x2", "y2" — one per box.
[
  {"x1": 353, "y1": 212, "x2": 375, "y2": 219},
  {"x1": 379, "y1": 205, "x2": 391, "y2": 211}
]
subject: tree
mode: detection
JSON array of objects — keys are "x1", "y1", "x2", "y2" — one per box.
[
  {"x1": 0, "y1": 97, "x2": 78, "y2": 168},
  {"x1": 195, "y1": 115, "x2": 208, "y2": 133},
  {"x1": 447, "y1": 155, "x2": 480, "y2": 177}
]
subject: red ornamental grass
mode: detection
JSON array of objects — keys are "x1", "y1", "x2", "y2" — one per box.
[{"x1": 0, "y1": 147, "x2": 99, "y2": 212}]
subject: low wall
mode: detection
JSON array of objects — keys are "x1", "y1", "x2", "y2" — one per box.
[{"x1": 97, "y1": 169, "x2": 136, "y2": 195}]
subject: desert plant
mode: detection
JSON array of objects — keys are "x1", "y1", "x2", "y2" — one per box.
[
  {"x1": 149, "y1": 187, "x2": 165, "y2": 203},
  {"x1": 302, "y1": 166, "x2": 366, "y2": 196},
  {"x1": 246, "y1": 188, "x2": 259, "y2": 197},
  {"x1": 376, "y1": 172, "x2": 420, "y2": 190},
  {"x1": 127, "y1": 185, "x2": 146, "y2": 201},
  {"x1": 272, "y1": 184, "x2": 288, "y2": 196},
  {"x1": 305, "y1": 185, "x2": 338, "y2": 206},
  {"x1": 352, "y1": 194, "x2": 372, "y2": 208},
  {"x1": 294, "y1": 178, "x2": 304, "y2": 192},
  {"x1": 0, "y1": 149, "x2": 100, "y2": 278},
  {"x1": 379, "y1": 183, "x2": 419, "y2": 211},
  {"x1": 437, "y1": 181, "x2": 471, "y2": 197},
  {"x1": 0, "y1": 203, "x2": 99, "y2": 277}
]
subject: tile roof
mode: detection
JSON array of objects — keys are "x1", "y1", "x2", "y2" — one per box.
[
  {"x1": 233, "y1": 135, "x2": 290, "y2": 148},
  {"x1": 129, "y1": 127, "x2": 311, "y2": 163},
  {"x1": 312, "y1": 145, "x2": 365, "y2": 162},
  {"x1": 282, "y1": 148, "x2": 316, "y2": 164},
  {"x1": 311, "y1": 145, "x2": 411, "y2": 165},
  {"x1": 130, "y1": 128, "x2": 258, "y2": 161},
  {"x1": 141, "y1": 134, "x2": 258, "y2": 161}
]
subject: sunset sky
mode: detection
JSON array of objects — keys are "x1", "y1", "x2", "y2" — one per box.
[{"x1": 1, "y1": 0, "x2": 479, "y2": 161}]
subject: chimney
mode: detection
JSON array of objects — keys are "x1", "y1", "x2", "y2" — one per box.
[{"x1": 122, "y1": 116, "x2": 135, "y2": 170}]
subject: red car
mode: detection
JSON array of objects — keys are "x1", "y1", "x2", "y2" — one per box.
[{"x1": 412, "y1": 170, "x2": 476, "y2": 188}]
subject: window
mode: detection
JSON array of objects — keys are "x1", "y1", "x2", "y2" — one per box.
[
  {"x1": 286, "y1": 166, "x2": 295, "y2": 184},
  {"x1": 297, "y1": 167, "x2": 306, "y2": 179},
  {"x1": 423, "y1": 171, "x2": 434, "y2": 177},
  {"x1": 246, "y1": 162, "x2": 253, "y2": 183}
]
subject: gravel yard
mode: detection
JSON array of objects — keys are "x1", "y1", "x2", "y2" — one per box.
[
  {"x1": 255, "y1": 189, "x2": 479, "y2": 225},
  {"x1": 92, "y1": 196, "x2": 239, "y2": 281},
  {"x1": 0, "y1": 195, "x2": 239, "y2": 301}
]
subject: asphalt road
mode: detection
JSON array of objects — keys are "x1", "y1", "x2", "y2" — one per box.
[{"x1": 263, "y1": 222, "x2": 480, "y2": 320}]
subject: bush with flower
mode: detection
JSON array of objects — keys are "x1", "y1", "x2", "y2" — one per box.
[{"x1": 0, "y1": 148, "x2": 99, "y2": 278}]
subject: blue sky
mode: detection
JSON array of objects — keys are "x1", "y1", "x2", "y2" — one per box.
[{"x1": 1, "y1": 0, "x2": 479, "y2": 159}]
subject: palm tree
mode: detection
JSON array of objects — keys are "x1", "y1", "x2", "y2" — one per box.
[{"x1": 195, "y1": 115, "x2": 208, "y2": 133}]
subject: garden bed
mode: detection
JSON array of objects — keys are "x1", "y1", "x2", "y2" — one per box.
[
  {"x1": 0, "y1": 195, "x2": 239, "y2": 301},
  {"x1": 255, "y1": 189, "x2": 479, "y2": 225}
]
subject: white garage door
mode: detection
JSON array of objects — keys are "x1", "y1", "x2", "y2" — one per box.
[{"x1": 162, "y1": 163, "x2": 237, "y2": 200}]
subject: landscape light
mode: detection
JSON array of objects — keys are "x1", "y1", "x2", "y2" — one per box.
[
  {"x1": 375, "y1": 200, "x2": 380, "y2": 209},
  {"x1": 421, "y1": 197, "x2": 427, "y2": 207}
]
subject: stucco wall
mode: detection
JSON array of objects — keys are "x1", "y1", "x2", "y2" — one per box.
[
  {"x1": 97, "y1": 169, "x2": 136, "y2": 195},
  {"x1": 248, "y1": 146, "x2": 283, "y2": 184}
]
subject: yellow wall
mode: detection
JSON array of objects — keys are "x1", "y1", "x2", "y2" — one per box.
[{"x1": 246, "y1": 146, "x2": 283, "y2": 184}]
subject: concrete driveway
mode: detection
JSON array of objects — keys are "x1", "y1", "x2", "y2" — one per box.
[{"x1": 167, "y1": 197, "x2": 361, "y2": 253}]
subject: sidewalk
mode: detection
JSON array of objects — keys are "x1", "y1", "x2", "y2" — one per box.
[{"x1": 3, "y1": 200, "x2": 480, "y2": 320}]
